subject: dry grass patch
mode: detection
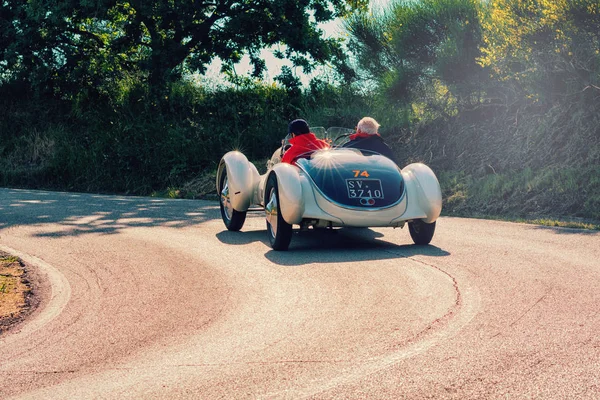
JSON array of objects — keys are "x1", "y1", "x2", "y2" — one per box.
[
  {"x1": 0, "y1": 252, "x2": 33, "y2": 333},
  {"x1": 517, "y1": 218, "x2": 600, "y2": 231}
]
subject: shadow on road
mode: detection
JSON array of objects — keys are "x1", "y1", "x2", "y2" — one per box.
[
  {"x1": 217, "y1": 226, "x2": 450, "y2": 265},
  {"x1": 216, "y1": 229, "x2": 271, "y2": 246},
  {"x1": 0, "y1": 188, "x2": 219, "y2": 237}
]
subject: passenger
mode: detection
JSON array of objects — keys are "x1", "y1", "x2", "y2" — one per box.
[
  {"x1": 281, "y1": 119, "x2": 330, "y2": 165},
  {"x1": 343, "y1": 117, "x2": 396, "y2": 162}
]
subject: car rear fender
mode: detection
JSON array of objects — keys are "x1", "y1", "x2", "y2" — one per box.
[
  {"x1": 270, "y1": 164, "x2": 304, "y2": 225},
  {"x1": 217, "y1": 151, "x2": 260, "y2": 212},
  {"x1": 401, "y1": 163, "x2": 442, "y2": 223}
]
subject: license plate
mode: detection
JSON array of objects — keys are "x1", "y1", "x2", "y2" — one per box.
[{"x1": 346, "y1": 179, "x2": 384, "y2": 199}]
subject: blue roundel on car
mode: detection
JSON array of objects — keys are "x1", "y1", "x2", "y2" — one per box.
[{"x1": 296, "y1": 149, "x2": 405, "y2": 209}]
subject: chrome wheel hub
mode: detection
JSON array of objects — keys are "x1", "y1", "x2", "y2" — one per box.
[
  {"x1": 265, "y1": 189, "x2": 278, "y2": 237},
  {"x1": 220, "y1": 176, "x2": 233, "y2": 221}
]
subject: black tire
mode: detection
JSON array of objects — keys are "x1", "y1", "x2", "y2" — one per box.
[
  {"x1": 218, "y1": 167, "x2": 246, "y2": 231},
  {"x1": 408, "y1": 220, "x2": 436, "y2": 245},
  {"x1": 265, "y1": 174, "x2": 293, "y2": 251}
]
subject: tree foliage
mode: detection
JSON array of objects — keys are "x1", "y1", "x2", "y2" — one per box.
[
  {"x1": 0, "y1": 0, "x2": 368, "y2": 95},
  {"x1": 346, "y1": 0, "x2": 485, "y2": 111},
  {"x1": 346, "y1": 0, "x2": 600, "y2": 117},
  {"x1": 479, "y1": 0, "x2": 600, "y2": 102}
]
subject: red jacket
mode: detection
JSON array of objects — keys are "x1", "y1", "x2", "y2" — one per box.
[{"x1": 281, "y1": 133, "x2": 330, "y2": 164}]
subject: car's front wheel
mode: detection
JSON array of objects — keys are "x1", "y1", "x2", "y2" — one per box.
[
  {"x1": 265, "y1": 174, "x2": 293, "y2": 251},
  {"x1": 408, "y1": 220, "x2": 436, "y2": 245},
  {"x1": 218, "y1": 167, "x2": 247, "y2": 231}
]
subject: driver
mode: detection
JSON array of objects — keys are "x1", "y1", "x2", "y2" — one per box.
[
  {"x1": 343, "y1": 117, "x2": 396, "y2": 162},
  {"x1": 281, "y1": 119, "x2": 330, "y2": 165}
]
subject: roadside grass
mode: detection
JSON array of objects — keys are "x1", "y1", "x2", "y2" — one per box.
[
  {"x1": 151, "y1": 158, "x2": 270, "y2": 201},
  {"x1": 443, "y1": 213, "x2": 600, "y2": 231},
  {"x1": 516, "y1": 218, "x2": 600, "y2": 230},
  {"x1": 151, "y1": 170, "x2": 217, "y2": 200},
  {"x1": 1, "y1": 255, "x2": 19, "y2": 264},
  {"x1": 0, "y1": 253, "x2": 31, "y2": 331},
  {"x1": 440, "y1": 166, "x2": 600, "y2": 226}
]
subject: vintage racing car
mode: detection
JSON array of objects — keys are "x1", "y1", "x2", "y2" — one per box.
[{"x1": 217, "y1": 127, "x2": 442, "y2": 251}]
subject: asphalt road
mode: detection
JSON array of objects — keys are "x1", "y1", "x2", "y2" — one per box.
[{"x1": 0, "y1": 187, "x2": 599, "y2": 399}]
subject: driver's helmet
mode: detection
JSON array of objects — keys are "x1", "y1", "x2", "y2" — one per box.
[{"x1": 288, "y1": 119, "x2": 310, "y2": 135}]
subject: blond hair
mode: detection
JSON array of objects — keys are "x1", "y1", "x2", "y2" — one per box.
[{"x1": 356, "y1": 117, "x2": 380, "y2": 135}]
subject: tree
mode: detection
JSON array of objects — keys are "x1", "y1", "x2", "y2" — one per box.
[
  {"x1": 0, "y1": 0, "x2": 368, "y2": 95},
  {"x1": 345, "y1": 0, "x2": 485, "y2": 114},
  {"x1": 479, "y1": 0, "x2": 600, "y2": 103}
]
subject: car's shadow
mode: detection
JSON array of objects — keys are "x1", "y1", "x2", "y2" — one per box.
[
  {"x1": 216, "y1": 229, "x2": 271, "y2": 246},
  {"x1": 216, "y1": 227, "x2": 450, "y2": 266}
]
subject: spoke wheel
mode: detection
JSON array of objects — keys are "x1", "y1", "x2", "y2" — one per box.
[
  {"x1": 265, "y1": 174, "x2": 292, "y2": 251},
  {"x1": 408, "y1": 220, "x2": 436, "y2": 245},
  {"x1": 219, "y1": 167, "x2": 246, "y2": 231}
]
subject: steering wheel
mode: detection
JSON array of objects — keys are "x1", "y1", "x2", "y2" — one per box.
[{"x1": 331, "y1": 133, "x2": 353, "y2": 147}]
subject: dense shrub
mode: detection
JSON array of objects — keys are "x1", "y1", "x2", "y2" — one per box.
[{"x1": 0, "y1": 79, "x2": 370, "y2": 194}]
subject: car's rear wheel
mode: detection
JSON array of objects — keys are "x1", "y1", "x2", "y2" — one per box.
[
  {"x1": 408, "y1": 220, "x2": 436, "y2": 245},
  {"x1": 265, "y1": 174, "x2": 293, "y2": 251},
  {"x1": 219, "y1": 167, "x2": 246, "y2": 231}
]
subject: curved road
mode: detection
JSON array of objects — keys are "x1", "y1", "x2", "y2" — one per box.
[{"x1": 0, "y1": 188, "x2": 599, "y2": 399}]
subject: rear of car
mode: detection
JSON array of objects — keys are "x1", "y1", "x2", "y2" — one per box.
[{"x1": 295, "y1": 149, "x2": 409, "y2": 227}]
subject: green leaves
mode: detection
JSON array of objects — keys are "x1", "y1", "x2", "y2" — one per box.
[
  {"x1": 480, "y1": 0, "x2": 600, "y2": 102},
  {"x1": 346, "y1": 0, "x2": 485, "y2": 115},
  {"x1": 1, "y1": 0, "x2": 366, "y2": 96}
]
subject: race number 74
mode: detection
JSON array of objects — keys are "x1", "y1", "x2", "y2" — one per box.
[{"x1": 352, "y1": 170, "x2": 370, "y2": 178}]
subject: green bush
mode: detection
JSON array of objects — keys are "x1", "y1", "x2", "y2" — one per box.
[{"x1": 0, "y1": 78, "x2": 371, "y2": 194}]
